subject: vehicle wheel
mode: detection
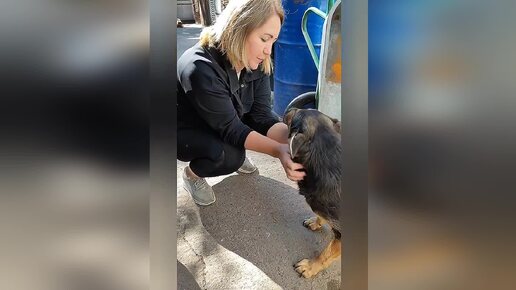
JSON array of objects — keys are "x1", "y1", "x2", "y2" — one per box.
[{"x1": 284, "y1": 91, "x2": 317, "y2": 115}]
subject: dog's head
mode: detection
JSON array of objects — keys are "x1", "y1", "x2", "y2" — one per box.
[{"x1": 283, "y1": 108, "x2": 341, "y2": 161}]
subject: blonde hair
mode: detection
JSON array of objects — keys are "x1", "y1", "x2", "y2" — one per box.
[{"x1": 199, "y1": 0, "x2": 284, "y2": 75}]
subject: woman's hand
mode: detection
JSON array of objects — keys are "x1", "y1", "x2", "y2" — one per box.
[
  {"x1": 243, "y1": 131, "x2": 305, "y2": 181},
  {"x1": 277, "y1": 144, "x2": 305, "y2": 181}
]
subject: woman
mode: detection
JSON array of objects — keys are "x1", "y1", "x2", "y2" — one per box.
[{"x1": 177, "y1": 0, "x2": 305, "y2": 206}]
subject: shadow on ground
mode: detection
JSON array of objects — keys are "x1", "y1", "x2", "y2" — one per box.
[
  {"x1": 198, "y1": 173, "x2": 341, "y2": 290},
  {"x1": 177, "y1": 260, "x2": 202, "y2": 290}
]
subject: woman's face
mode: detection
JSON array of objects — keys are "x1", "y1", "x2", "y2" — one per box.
[{"x1": 244, "y1": 15, "x2": 281, "y2": 70}]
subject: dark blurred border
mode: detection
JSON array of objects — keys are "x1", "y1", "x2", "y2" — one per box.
[
  {"x1": 368, "y1": 1, "x2": 516, "y2": 289},
  {"x1": 340, "y1": 1, "x2": 368, "y2": 289},
  {"x1": 150, "y1": 0, "x2": 177, "y2": 289},
  {"x1": 1, "y1": 1, "x2": 150, "y2": 289}
]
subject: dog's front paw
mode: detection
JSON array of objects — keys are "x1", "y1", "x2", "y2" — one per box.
[
  {"x1": 303, "y1": 217, "x2": 322, "y2": 231},
  {"x1": 294, "y1": 259, "x2": 322, "y2": 278}
]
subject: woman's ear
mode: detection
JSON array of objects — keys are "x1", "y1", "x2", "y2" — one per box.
[{"x1": 283, "y1": 108, "x2": 299, "y2": 126}]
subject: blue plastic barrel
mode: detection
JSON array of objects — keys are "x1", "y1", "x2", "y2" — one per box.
[{"x1": 273, "y1": 0, "x2": 326, "y2": 116}]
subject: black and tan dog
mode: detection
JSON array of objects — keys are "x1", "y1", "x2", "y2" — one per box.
[{"x1": 283, "y1": 108, "x2": 341, "y2": 278}]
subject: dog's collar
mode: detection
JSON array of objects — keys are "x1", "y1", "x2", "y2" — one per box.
[{"x1": 289, "y1": 132, "x2": 297, "y2": 159}]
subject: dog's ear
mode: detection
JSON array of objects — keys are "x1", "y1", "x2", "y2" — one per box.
[
  {"x1": 331, "y1": 118, "x2": 341, "y2": 133},
  {"x1": 290, "y1": 132, "x2": 308, "y2": 158},
  {"x1": 283, "y1": 108, "x2": 299, "y2": 126}
]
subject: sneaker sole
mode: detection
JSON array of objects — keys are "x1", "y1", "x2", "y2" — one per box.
[
  {"x1": 236, "y1": 167, "x2": 257, "y2": 174},
  {"x1": 182, "y1": 185, "x2": 216, "y2": 206}
]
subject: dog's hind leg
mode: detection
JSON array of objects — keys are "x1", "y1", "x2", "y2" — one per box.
[
  {"x1": 294, "y1": 238, "x2": 341, "y2": 278},
  {"x1": 302, "y1": 213, "x2": 327, "y2": 231}
]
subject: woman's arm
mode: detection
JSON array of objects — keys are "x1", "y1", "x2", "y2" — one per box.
[
  {"x1": 244, "y1": 131, "x2": 305, "y2": 181},
  {"x1": 266, "y1": 122, "x2": 289, "y2": 144}
]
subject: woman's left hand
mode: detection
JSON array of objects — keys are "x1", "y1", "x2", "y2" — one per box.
[{"x1": 277, "y1": 144, "x2": 305, "y2": 181}]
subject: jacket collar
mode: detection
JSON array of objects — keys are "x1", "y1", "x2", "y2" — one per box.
[
  {"x1": 224, "y1": 59, "x2": 241, "y2": 95},
  {"x1": 206, "y1": 45, "x2": 240, "y2": 94},
  {"x1": 206, "y1": 45, "x2": 264, "y2": 93}
]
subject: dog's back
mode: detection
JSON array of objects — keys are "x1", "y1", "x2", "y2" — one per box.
[
  {"x1": 285, "y1": 109, "x2": 341, "y2": 236},
  {"x1": 297, "y1": 128, "x2": 341, "y2": 237},
  {"x1": 284, "y1": 108, "x2": 342, "y2": 278}
]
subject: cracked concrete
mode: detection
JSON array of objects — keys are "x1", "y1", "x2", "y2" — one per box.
[{"x1": 180, "y1": 234, "x2": 207, "y2": 288}]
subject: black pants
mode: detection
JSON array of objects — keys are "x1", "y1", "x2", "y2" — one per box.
[{"x1": 177, "y1": 128, "x2": 246, "y2": 177}]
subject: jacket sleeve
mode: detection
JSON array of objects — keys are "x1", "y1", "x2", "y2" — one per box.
[
  {"x1": 180, "y1": 61, "x2": 252, "y2": 147},
  {"x1": 243, "y1": 74, "x2": 281, "y2": 136}
]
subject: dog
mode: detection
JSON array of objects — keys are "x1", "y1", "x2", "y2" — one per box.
[{"x1": 283, "y1": 108, "x2": 341, "y2": 278}]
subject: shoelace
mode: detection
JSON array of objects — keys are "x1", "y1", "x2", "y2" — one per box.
[{"x1": 193, "y1": 178, "x2": 208, "y2": 190}]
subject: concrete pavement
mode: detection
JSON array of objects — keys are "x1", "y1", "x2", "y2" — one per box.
[
  {"x1": 177, "y1": 152, "x2": 341, "y2": 290},
  {"x1": 177, "y1": 24, "x2": 341, "y2": 289}
]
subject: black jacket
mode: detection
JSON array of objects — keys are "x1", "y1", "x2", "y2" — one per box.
[{"x1": 177, "y1": 43, "x2": 280, "y2": 148}]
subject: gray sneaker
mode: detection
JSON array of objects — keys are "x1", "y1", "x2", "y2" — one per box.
[
  {"x1": 183, "y1": 168, "x2": 216, "y2": 206},
  {"x1": 237, "y1": 157, "x2": 257, "y2": 174}
]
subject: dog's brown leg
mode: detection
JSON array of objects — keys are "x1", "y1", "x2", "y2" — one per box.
[
  {"x1": 302, "y1": 214, "x2": 327, "y2": 231},
  {"x1": 295, "y1": 238, "x2": 341, "y2": 278}
]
